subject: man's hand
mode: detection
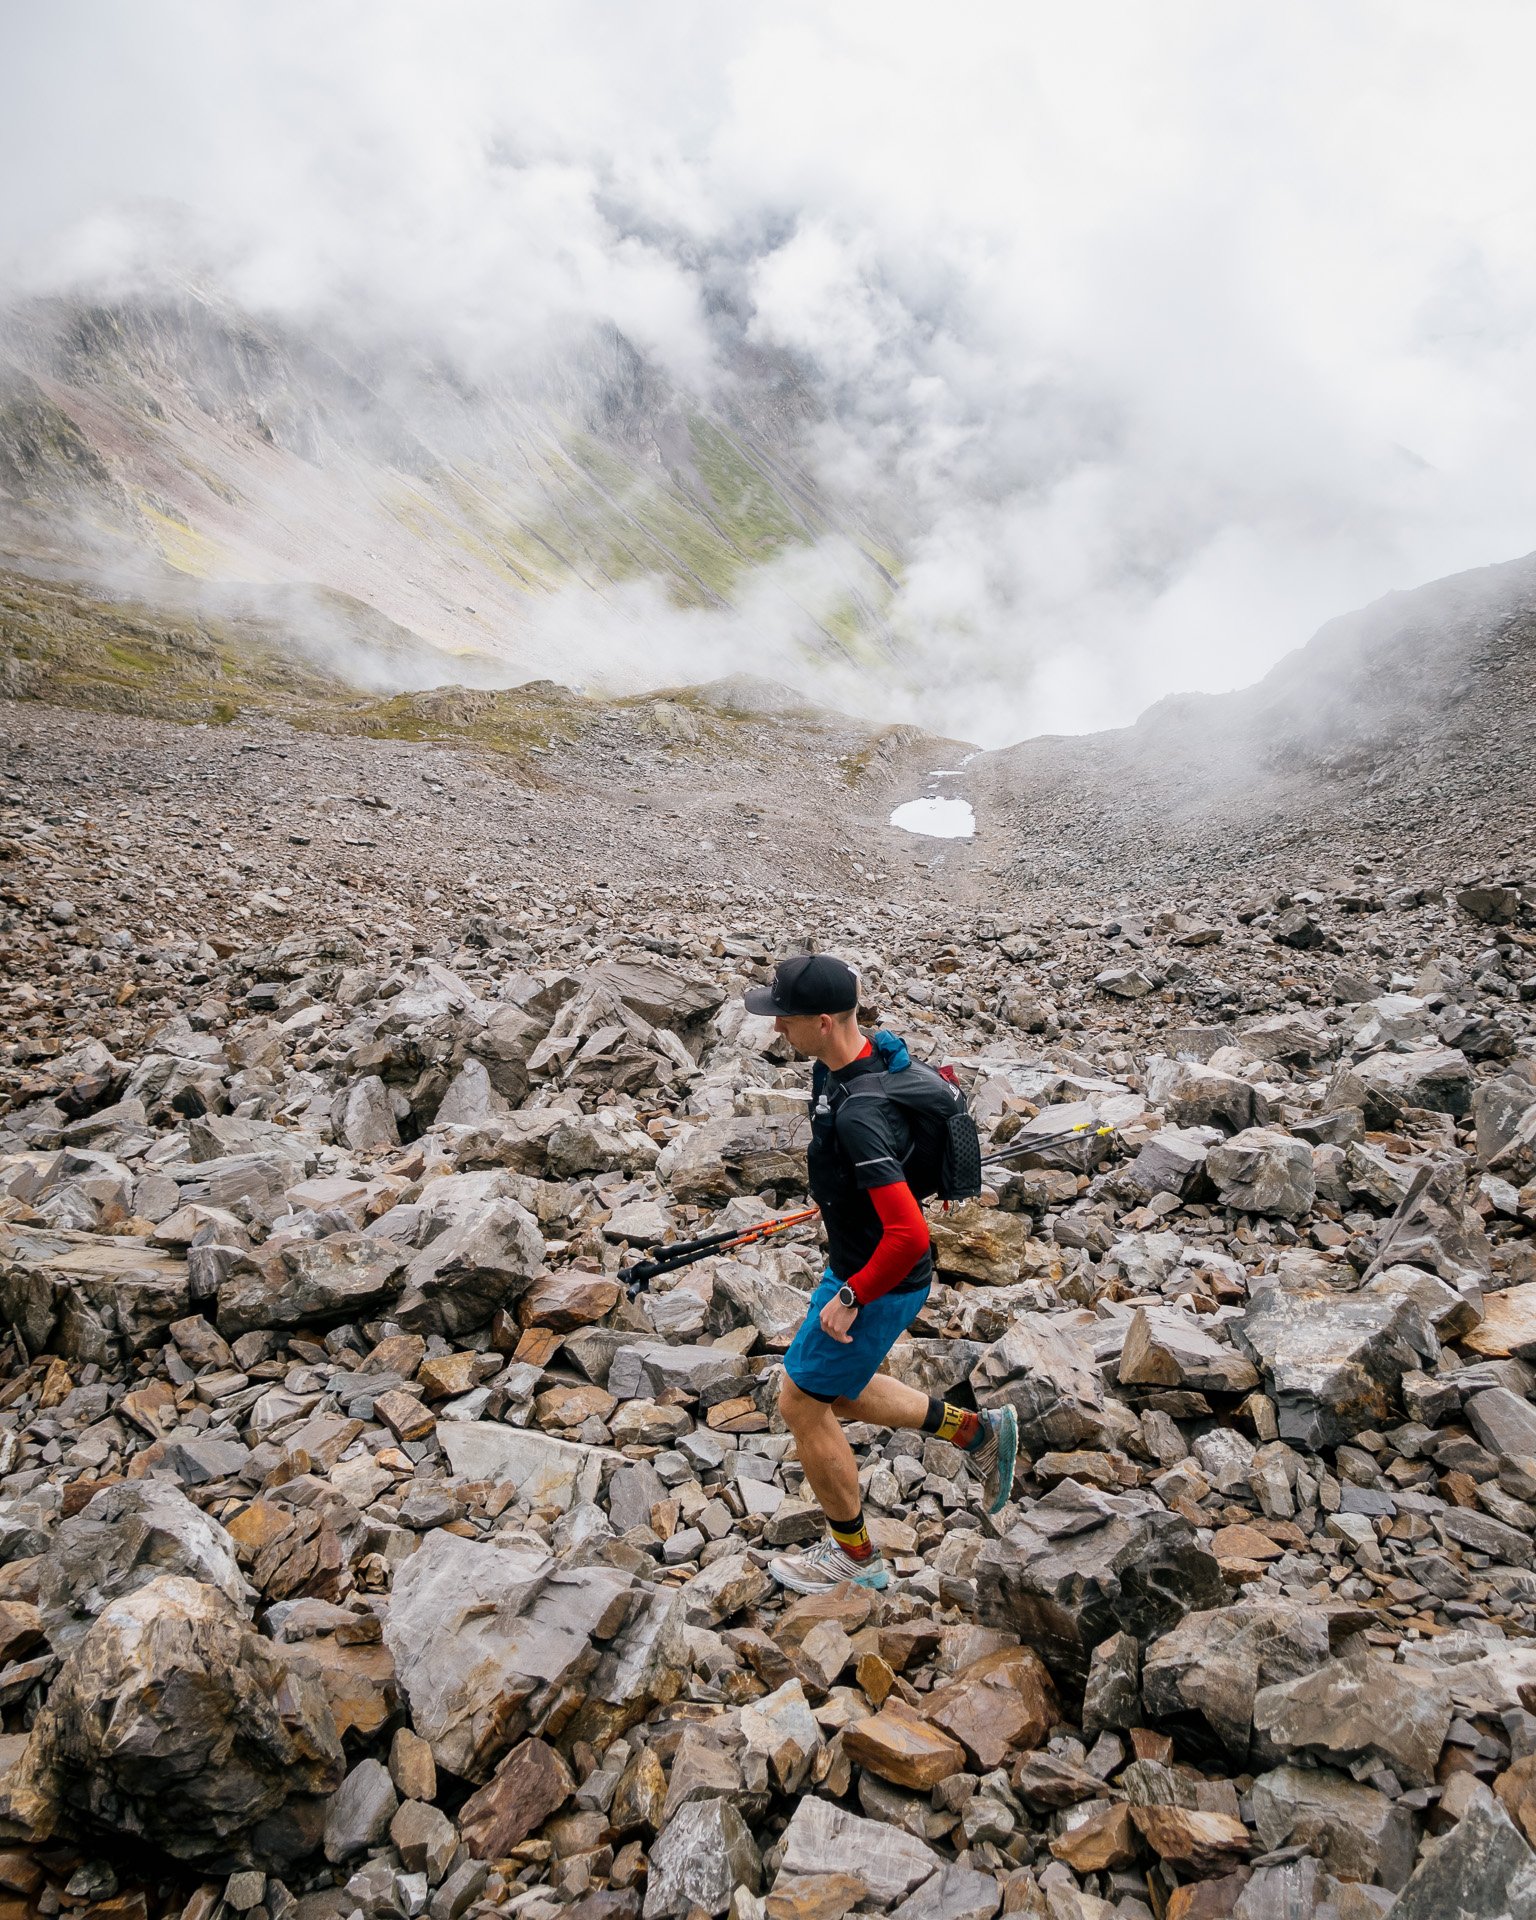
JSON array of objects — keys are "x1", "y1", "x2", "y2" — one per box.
[{"x1": 820, "y1": 1295, "x2": 858, "y2": 1344}]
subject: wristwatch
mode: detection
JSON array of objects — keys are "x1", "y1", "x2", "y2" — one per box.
[{"x1": 837, "y1": 1284, "x2": 858, "y2": 1310}]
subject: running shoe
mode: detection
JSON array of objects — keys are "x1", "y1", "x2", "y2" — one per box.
[
  {"x1": 768, "y1": 1535, "x2": 891, "y2": 1594},
  {"x1": 968, "y1": 1404, "x2": 1019, "y2": 1515}
]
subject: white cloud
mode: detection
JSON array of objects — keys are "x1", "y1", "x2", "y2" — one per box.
[{"x1": 4, "y1": 1, "x2": 1536, "y2": 743}]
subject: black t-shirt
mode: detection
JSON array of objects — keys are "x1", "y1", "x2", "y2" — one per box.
[{"x1": 807, "y1": 1050, "x2": 933, "y2": 1292}]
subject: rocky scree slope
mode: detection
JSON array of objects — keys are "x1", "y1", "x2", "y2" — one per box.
[
  {"x1": 964, "y1": 550, "x2": 1536, "y2": 899},
  {"x1": 3, "y1": 689, "x2": 1536, "y2": 1920}
]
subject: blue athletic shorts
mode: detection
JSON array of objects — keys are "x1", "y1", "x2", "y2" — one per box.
[{"x1": 782, "y1": 1269, "x2": 932, "y2": 1403}]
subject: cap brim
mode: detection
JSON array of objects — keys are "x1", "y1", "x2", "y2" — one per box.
[{"x1": 743, "y1": 984, "x2": 783, "y2": 1015}]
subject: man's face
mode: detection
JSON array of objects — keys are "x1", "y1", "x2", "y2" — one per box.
[{"x1": 773, "y1": 1012, "x2": 829, "y2": 1057}]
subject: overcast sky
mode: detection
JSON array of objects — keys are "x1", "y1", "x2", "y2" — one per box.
[{"x1": 5, "y1": 2, "x2": 1536, "y2": 741}]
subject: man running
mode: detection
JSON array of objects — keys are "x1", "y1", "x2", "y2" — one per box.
[{"x1": 743, "y1": 952, "x2": 1018, "y2": 1593}]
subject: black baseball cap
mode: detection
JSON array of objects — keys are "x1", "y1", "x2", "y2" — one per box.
[{"x1": 744, "y1": 953, "x2": 859, "y2": 1017}]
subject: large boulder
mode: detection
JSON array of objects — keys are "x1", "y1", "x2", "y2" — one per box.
[
  {"x1": 0, "y1": 1225, "x2": 191, "y2": 1362},
  {"x1": 776, "y1": 1796, "x2": 944, "y2": 1906},
  {"x1": 37, "y1": 1482, "x2": 247, "y2": 1655},
  {"x1": 466, "y1": 1003, "x2": 548, "y2": 1103},
  {"x1": 643, "y1": 1795, "x2": 761, "y2": 1917},
  {"x1": 217, "y1": 1234, "x2": 407, "y2": 1339},
  {"x1": 971, "y1": 1313, "x2": 1118, "y2": 1455},
  {"x1": 1116, "y1": 1305, "x2": 1260, "y2": 1395},
  {"x1": 590, "y1": 959, "x2": 725, "y2": 1042},
  {"x1": 436, "y1": 1423, "x2": 612, "y2": 1510},
  {"x1": 661, "y1": 1115, "x2": 808, "y2": 1203},
  {"x1": 382, "y1": 1530, "x2": 682, "y2": 1781},
  {"x1": 333, "y1": 1075, "x2": 399, "y2": 1154},
  {"x1": 1386, "y1": 1795, "x2": 1536, "y2": 1920},
  {"x1": 1125, "y1": 1126, "x2": 1217, "y2": 1200},
  {"x1": 929, "y1": 1202, "x2": 1045, "y2": 1286},
  {"x1": 1141, "y1": 1601, "x2": 1333, "y2": 1758},
  {"x1": 607, "y1": 1341, "x2": 751, "y2": 1403},
  {"x1": 975, "y1": 1480, "x2": 1225, "y2": 1688},
  {"x1": 1474, "y1": 1073, "x2": 1536, "y2": 1181},
  {"x1": 1233, "y1": 1255, "x2": 1439, "y2": 1448},
  {"x1": 394, "y1": 1196, "x2": 544, "y2": 1336},
  {"x1": 1237, "y1": 1013, "x2": 1333, "y2": 1066},
  {"x1": 1325, "y1": 1045, "x2": 1475, "y2": 1124},
  {"x1": 1250, "y1": 1765, "x2": 1417, "y2": 1891},
  {"x1": 1143, "y1": 1058, "x2": 1270, "y2": 1135},
  {"x1": 13, "y1": 1574, "x2": 343, "y2": 1865},
  {"x1": 1252, "y1": 1652, "x2": 1453, "y2": 1789},
  {"x1": 1206, "y1": 1127, "x2": 1316, "y2": 1219}
]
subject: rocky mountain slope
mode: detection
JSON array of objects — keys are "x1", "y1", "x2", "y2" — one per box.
[
  {"x1": 0, "y1": 286, "x2": 898, "y2": 685},
  {"x1": 962, "y1": 550, "x2": 1536, "y2": 898},
  {"x1": 4, "y1": 512, "x2": 1536, "y2": 1918}
]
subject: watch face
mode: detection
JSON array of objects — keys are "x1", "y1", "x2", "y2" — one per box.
[{"x1": 838, "y1": 1286, "x2": 857, "y2": 1308}]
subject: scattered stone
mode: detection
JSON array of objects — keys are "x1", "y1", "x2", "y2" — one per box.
[
  {"x1": 777, "y1": 1796, "x2": 943, "y2": 1904},
  {"x1": 842, "y1": 1697, "x2": 967, "y2": 1789},
  {"x1": 456, "y1": 1736, "x2": 572, "y2": 1856},
  {"x1": 1250, "y1": 1764, "x2": 1416, "y2": 1891},
  {"x1": 642, "y1": 1796, "x2": 760, "y2": 1917}
]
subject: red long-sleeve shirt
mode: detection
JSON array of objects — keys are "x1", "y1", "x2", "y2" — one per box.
[{"x1": 846, "y1": 1178, "x2": 930, "y2": 1305}]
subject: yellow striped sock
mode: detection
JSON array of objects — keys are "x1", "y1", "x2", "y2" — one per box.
[{"x1": 827, "y1": 1511, "x2": 874, "y2": 1560}]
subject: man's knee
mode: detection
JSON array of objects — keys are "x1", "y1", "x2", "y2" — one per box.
[{"x1": 779, "y1": 1375, "x2": 829, "y2": 1430}]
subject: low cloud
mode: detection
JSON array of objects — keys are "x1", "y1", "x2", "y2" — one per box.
[{"x1": 5, "y1": 1, "x2": 1536, "y2": 745}]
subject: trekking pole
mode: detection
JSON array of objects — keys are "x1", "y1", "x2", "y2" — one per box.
[
  {"x1": 620, "y1": 1124, "x2": 1118, "y2": 1293},
  {"x1": 980, "y1": 1120, "x2": 1118, "y2": 1169},
  {"x1": 621, "y1": 1206, "x2": 821, "y2": 1294}
]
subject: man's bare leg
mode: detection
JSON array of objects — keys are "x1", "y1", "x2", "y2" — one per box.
[
  {"x1": 831, "y1": 1371, "x2": 930, "y2": 1431},
  {"x1": 778, "y1": 1377, "x2": 863, "y2": 1520},
  {"x1": 781, "y1": 1366, "x2": 1018, "y2": 1531}
]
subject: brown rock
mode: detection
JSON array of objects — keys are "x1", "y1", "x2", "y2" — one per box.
[
  {"x1": 878, "y1": 1620, "x2": 944, "y2": 1671},
  {"x1": 12, "y1": 1573, "x2": 342, "y2": 1863},
  {"x1": 1166, "y1": 1876, "x2": 1252, "y2": 1920},
  {"x1": 389, "y1": 1727, "x2": 437, "y2": 1805},
  {"x1": 270, "y1": 1636, "x2": 398, "y2": 1742},
  {"x1": 765, "y1": 1873, "x2": 870, "y2": 1920},
  {"x1": 609, "y1": 1745, "x2": 667, "y2": 1838},
  {"x1": 119, "y1": 1380, "x2": 177, "y2": 1437},
  {"x1": 519, "y1": 1273, "x2": 621, "y2": 1331},
  {"x1": 534, "y1": 1383, "x2": 618, "y2": 1429},
  {"x1": 842, "y1": 1697, "x2": 967, "y2": 1790},
  {"x1": 0, "y1": 1607, "x2": 43, "y2": 1667},
  {"x1": 1496, "y1": 1753, "x2": 1536, "y2": 1846},
  {"x1": 1131, "y1": 1806, "x2": 1252, "y2": 1871},
  {"x1": 0, "y1": 1851, "x2": 43, "y2": 1897},
  {"x1": 458, "y1": 1737, "x2": 574, "y2": 1859},
  {"x1": 856, "y1": 1652, "x2": 896, "y2": 1707},
  {"x1": 1463, "y1": 1284, "x2": 1536, "y2": 1359},
  {"x1": 417, "y1": 1351, "x2": 480, "y2": 1401},
  {"x1": 225, "y1": 1499, "x2": 296, "y2": 1558},
  {"x1": 390, "y1": 1798, "x2": 458, "y2": 1880},
  {"x1": 705, "y1": 1396, "x2": 766, "y2": 1432},
  {"x1": 373, "y1": 1389, "x2": 436, "y2": 1443},
  {"x1": 922, "y1": 1644, "x2": 1059, "y2": 1770},
  {"x1": 364, "y1": 1333, "x2": 426, "y2": 1377},
  {"x1": 1211, "y1": 1525, "x2": 1284, "y2": 1565},
  {"x1": 776, "y1": 1584, "x2": 875, "y2": 1648},
  {"x1": 1050, "y1": 1802, "x2": 1140, "y2": 1873},
  {"x1": 725, "y1": 1627, "x2": 795, "y2": 1691},
  {"x1": 1012, "y1": 1751, "x2": 1109, "y2": 1810}
]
